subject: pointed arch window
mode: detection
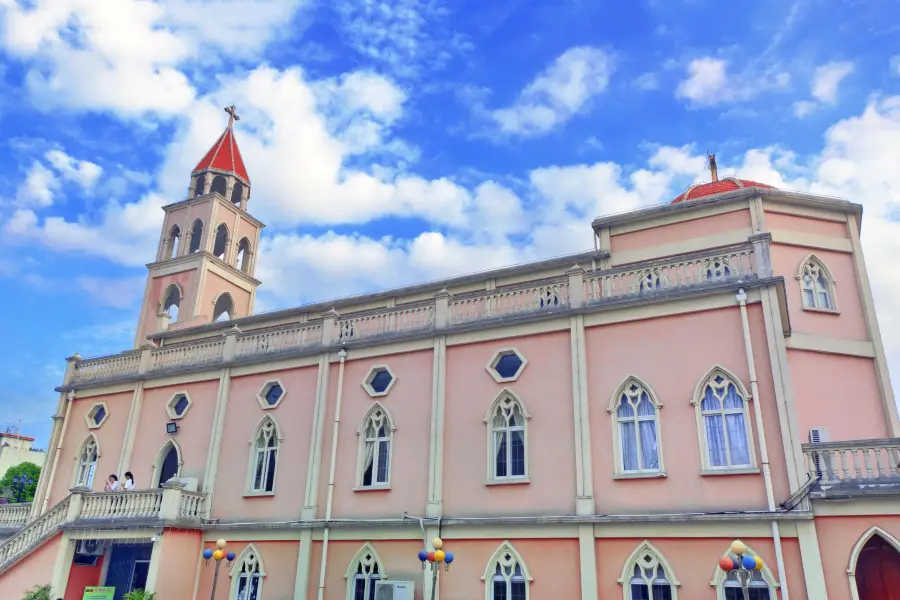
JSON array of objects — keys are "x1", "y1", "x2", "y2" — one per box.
[
  {"x1": 485, "y1": 390, "x2": 529, "y2": 482},
  {"x1": 163, "y1": 284, "x2": 181, "y2": 321},
  {"x1": 847, "y1": 526, "x2": 900, "y2": 600},
  {"x1": 247, "y1": 417, "x2": 281, "y2": 494},
  {"x1": 152, "y1": 440, "x2": 182, "y2": 487},
  {"x1": 189, "y1": 218, "x2": 204, "y2": 253},
  {"x1": 711, "y1": 542, "x2": 777, "y2": 600},
  {"x1": 75, "y1": 436, "x2": 98, "y2": 489},
  {"x1": 619, "y1": 542, "x2": 680, "y2": 600},
  {"x1": 345, "y1": 543, "x2": 384, "y2": 600},
  {"x1": 230, "y1": 544, "x2": 265, "y2": 600},
  {"x1": 797, "y1": 254, "x2": 836, "y2": 311},
  {"x1": 231, "y1": 181, "x2": 244, "y2": 205},
  {"x1": 194, "y1": 174, "x2": 206, "y2": 197},
  {"x1": 213, "y1": 293, "x2": 234, "y2": 322},
  {"x1": 693, "y1": 367, "x2": 756, "y2": 472},
  {"x1": 235, "y1": 238, "x2": 252, "y2": 273},
  {"x1": 164, "y1": 224, "x2": 180, "y2": 259},
  {"x1": 609, "y1": 377, "x2": 663, "y2": 476},
  {"x1": 211, "y1": 175, "x2": 227, "y2": 197},
  {"x1": 482, "y1": 542, "x2": 532, "y2": 600},
  {"x1": 358, "y1": 405, "x2": 394, "y2": 488},
  {"x1": 213, "y1": 223, "x2": 229, "y2": 260}
]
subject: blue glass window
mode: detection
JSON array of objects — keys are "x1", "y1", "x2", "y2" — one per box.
[
  {"x1": 265, "y1": 383, "x2": 284, "y2": 406},
  {"x1": 494, "y1": 353, "x2": 523, "y2": 379},
  {"x1": 369, "y1": 370, "x2": 393, "y2": 394},
  {"x1": 92, "y1": 406, "x2": 106, "y2": 425},
  {"x1": 173, "y1": 395, "x2": 189, "y2": 416}
]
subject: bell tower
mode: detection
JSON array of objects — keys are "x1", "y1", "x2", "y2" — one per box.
[{"x1": 133, "y1": 106, "x2": 265, "y2": 347}]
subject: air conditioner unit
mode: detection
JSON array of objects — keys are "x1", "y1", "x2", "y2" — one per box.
[
  {"x1": 808, "y1": 427, "x2": 832, "y2": 479},
  {"x1": 76, "y1": 539, "x2": 107, "y2": 556},
  {"x1": 374, "y1": 580, "x2": 415, "y2": 600}
]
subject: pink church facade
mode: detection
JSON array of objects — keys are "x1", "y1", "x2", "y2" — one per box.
[{"x1": 1, "y1": 115, "x2": 899, "y2": 600}]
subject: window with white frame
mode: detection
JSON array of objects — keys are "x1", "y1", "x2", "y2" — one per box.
[
  {"x1": 696, "y1": 369, "x2": 754, "y2": 470},
  {"x1": 489, "y1": 393, "x2": 527, "y2": 481},
  {"x1": 484, "y1": 543, "x2": 531, "y2": 600},
  {"x1": 231, "y1": 545, "x2": 264, "y2": 600},
  {"x1": 359, "y1": 406, "x2": 392, "y2": 488},
  {"x1": 612, "y1": 378, "x2": 662, "y2": 474},
  {"x1": 722, "y1": 570, "x2": 771, "y2": 600},
  {"x1": 249, "y1": 418, "x2": 279, "y2": 493},
  {"x1": 346, "y1": 544, "x2": 382, "y2": 600},
  {"x1": 622, "y1": 543, "x2": 678, "y2": 600},
  {"x1": 75, "y1": 436, "x2": 98, "y2": 488},
  {"x1": 798, "y1": 256, "x2": 834, "y2": 310}
]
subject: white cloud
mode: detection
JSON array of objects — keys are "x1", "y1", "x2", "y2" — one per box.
[
  {"x1": 488, "y1": 46, "x2": 615, "y2": 137},
  {"x1": 0, "y1": 0, "x2": 309, "y2": 117},
  {"x1": 14, "y1": 162, "x2": 57, "y2": 207},
  {"x1": 675, "y1": 57, "x2": 790, "y2": 107},
  {"x1": 811, "y1": 61, "x2": 854, "y2": 103},
  {"x1": 45, "y1": 150, "x2": 102, "y2": 189},
  {"x1": 12, "y1": 149, "x2": 102, "y2": 207},
  {"x1": 793, "y1": 100, "x2": 817, "y2": 118}
]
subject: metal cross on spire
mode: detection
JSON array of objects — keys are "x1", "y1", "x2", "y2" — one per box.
[
  {"x1": 225, "y1": 105, "x2": 240, "y2": 129},
  {"x1": 708, "y1": 152, "x2": 719, "y2": 182}
]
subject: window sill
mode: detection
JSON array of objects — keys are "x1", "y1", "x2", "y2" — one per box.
[
  {"x1": 243, "y1": 491, "x2": 275, "y2": 498},
  {"x1": 700, "y1": 467, "x2": 760, "y2": 476},
  {"x1": 485, "y1": 478, "x2": 530, "y2": 487},
  {"x1": 613, "y1": 471, "x2": 667, "y2": 480},
  {"x1": 802, "y1": 307, "x2": 840, "y2": 316},
  {"x1": 353, "y1": 485, "x2": 391, "y2": 492}
]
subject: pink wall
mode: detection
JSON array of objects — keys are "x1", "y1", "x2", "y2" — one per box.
[
  {"x1": 64, "y1": 555, "x2": 104, "y2": 600},
  {"x1": 814, "y1": 515, "x2": 900, "y2": 600},
  {"x1": 128, "y1": 379, "x2": 220, "y2": 489},
  {"x1": 610, "y1": 209, "x2": 752, "y2": 256},
  {"x1": 788, "y1": 350, "x2": 889, "y2": 441},
  {"x1": 152, "y1": 529, "x2": 202, "y2": 598},
  {"x1": 198, "y1": 271, "x2": 251, "y2": 320},
  {"x1": 765, "y1": 212, "x2": 849, "y2": 239},
  {"x1": 213, "y1": 365, "x2": 319, "y2": 520},
  {"x1": 769, "y1": 244, "x2": 868, "y2": 340},
  {"x1": 442, "y1": 332, "x2": 577, "y2": 517},
  {"x1": 195, "y1": 540, "x2": 299, "y2": 600},
  {"x1": 236, "y1": 217, "x2": 258, "y2": 248},
  {"x1": 139, "y1": 267, "x2": 197, "y2": 342},
  {"x1": 159, "y1": 205, "x2": 188, "y2": 259},
  {"x1": 0, "y1": 533, "x2": 61, "y2": 598},
  {"x1": 318, "y1": 350, "x2": 434, "y2": 519},
  {"x1": 316, "y1": 540, "x2": 425, "y2": 599},
  {"x1": 50, "y1": 392, "x2": 133, "y2": 505},
  {"x1": 585, "y1": 306, "x2": 791, "y2": 512}
]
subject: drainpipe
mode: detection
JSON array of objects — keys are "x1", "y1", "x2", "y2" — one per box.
[
  {"x1": 40, "y1": 391, "x2": 76, "y2": 515},
  {"x1": 318, "y1": 348, "x2": 347, "y2": 600},
  {"x1": 736, "y1": 289, "x2": 790, "y2": 600}
]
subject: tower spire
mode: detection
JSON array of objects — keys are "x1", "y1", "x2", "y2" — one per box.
[{"x1": 708, "y1": 153, "x2": 719, "y2": 182}]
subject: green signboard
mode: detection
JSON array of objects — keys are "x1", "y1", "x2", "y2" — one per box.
[{"x1": 82, "y1": 587, "x2": 115, "y2": 600}]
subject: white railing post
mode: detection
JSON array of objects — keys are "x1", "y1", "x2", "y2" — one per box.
[
  {"x1": 63, "y1": 354, "x2": 81, "y2": 385},
  {"x1": 322, "y1": 309, "x2": 339, "y2": 345},
  {"x1": 222, "y1": 325, "x2": 241, "y2": 362},
  {"x1": 567, "y1": 265, "x2": 586, "y2": 309},
  {"x1": 138, "y1": 345, "x2": 154, "y2": 374},
  {"x1": 434, "y1": 288, "x2": 451, "y2": 328},
  {"x1": 748, "y1": 232, "x2": 773, "y2": 278},
  {"x1": 66, "y1": 488, "x2": 88, "y2": 522},
  {"x1": 159, "y1": 482, "x2": 186, "y2": 520}
]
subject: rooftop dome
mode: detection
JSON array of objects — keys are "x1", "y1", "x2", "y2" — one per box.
[{"x1": 671, "y1": 154, "x2": 775, "y2": 203}]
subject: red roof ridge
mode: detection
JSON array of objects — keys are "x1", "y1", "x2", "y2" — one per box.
[
  {"x1": 671, "y1": 176, "x2": 775, "y2": 204},
  {"x1": 192, "y1": 124, "x2": 250, "y2": 184}
]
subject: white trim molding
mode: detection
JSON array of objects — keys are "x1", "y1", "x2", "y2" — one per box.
[
  {"x1": 618, "y1": 540, "x2": 681, "y2": 599},
  {"x1": 85, "y1": 401, "x2": 110, "y2": 429},
  {"x1": 481, "y1": 541, "x2": 533, "y2": 600},
  {"x1": 486, "y1": 347, "x2": 529, "y2": 383},
  {"x1": 165, "y1": 390, "x2": 193, "y2": 420},
  {"x1": 256, "y1": 378, "x2": 287, "y2": 410},
  {"x1": 362, "y1": 364, "x2": 397, "y2": 398},
  {"x1": 344, "y1": 542, "x2": 386, "y2": 600}
]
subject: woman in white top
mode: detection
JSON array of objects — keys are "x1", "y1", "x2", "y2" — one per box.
[
  {"x1": 123, "y1": 472, "x2": 135, "y2": 490},
  {"x1": 104, "y1": 474, "x2": 120, "y2": 491}
]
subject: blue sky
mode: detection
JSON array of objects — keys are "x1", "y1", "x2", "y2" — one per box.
[{"x1": 1, "y1": 0, "x2": 899, "y2": 447}]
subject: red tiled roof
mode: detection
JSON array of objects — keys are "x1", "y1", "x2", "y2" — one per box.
[
  {"x1": 192, "y1": 126, "x2": 250, "y2": 183},
  {"x1": 672, "y1": 177, "x2": 775, "y2": 203},
  {"x1": 0, "y1": 432, "x2": 35, "y2": 441}
]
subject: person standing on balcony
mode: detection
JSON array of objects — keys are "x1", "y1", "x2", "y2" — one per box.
[
  {"x1": 104, "y1": 474, "x2": 120, "y2": 491},
  {"x1": 123, "y1": 472, "x2": 135, "y2": 490}
]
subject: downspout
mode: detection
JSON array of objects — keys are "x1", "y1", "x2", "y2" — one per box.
[
  {"x1": 317, "y1": 348, "x2": 347, "y2": 600},
  {"x1": 736, "y1": 289, "x2": 790, "y2": 599},
  {"x1": 40, "y1": 391, "x2": 75, "y2": 515}
]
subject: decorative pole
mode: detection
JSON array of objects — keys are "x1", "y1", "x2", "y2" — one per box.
[
  {"x1": 13, "y1": 474, "x2": 34, "y2": 503},
  {"x1": 202, "y1": 539, "x2": 236, "y2": 600},
  {"x1": 718, "y1": 539, "x2": 764, "y2": 600},
  {"x1": 417, "y1": 537, "x2": 455, "y2": 600}
]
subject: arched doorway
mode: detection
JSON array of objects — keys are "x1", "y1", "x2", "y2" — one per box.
[
  {"x1": 856, "y1": 534, "x2": 900, "y2": 600},
  {"x1": 156, "y1": 444, "x2": 180, "y2": 488}
]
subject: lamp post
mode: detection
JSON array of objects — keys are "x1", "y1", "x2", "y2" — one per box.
[
  {"x1": 417, "y1": 537, "x2": 455, "y2": 600},
  {"x1": 717, "y1": 539, "x2": 764, "y2": 600},
  {"x1": 202, "y1": 539, "x2": 235, "y2": 600},
  {"x1": 12, "y1": 474, "x2": 34, "y2": 504}
]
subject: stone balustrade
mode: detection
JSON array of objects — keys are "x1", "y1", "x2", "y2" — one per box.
[
  {"x1": 803, "y1": 438, "x2": 900, "y2": 492},
  {"x1": 0, "y1": 503, "x2": 30, "y2": 528},
  {"x1": 0, "y1": 486, "x2": 208, "y2": 574},
  {"x1": 67, "y1": 243, "x2": 761, "y2": 386}
]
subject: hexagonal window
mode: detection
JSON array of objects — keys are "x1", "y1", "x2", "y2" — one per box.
[
  {"x1": 85, "y1": 403, "x2": 109, "y2": 429},
  {"x1": 256, "y1": 380, "x2": 286, "y2": 409},
  {"x1": 487, "y1": 348, "x2": 528, "y2": 383},
  {"x1": 362, "y1": 365, "x2": 396, "y2": 398},
  {"x1": 166, "y1": 392, "x2": 193, "y2": 420}
]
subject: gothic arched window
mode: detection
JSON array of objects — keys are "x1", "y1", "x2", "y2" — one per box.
[
  {"x1": 211, "y1": 175, "x2": 227, "y2": 197},
  {"x1": 345, "y1": 543, "x2": 384, "y2": 600},
  {"x1": 485, "y1": 390, "x2": 529, "y2": 482},
  {"x1": 213, "y1": 292, "x2": 234, "y2": 322},
  {"x1": 693, "y1": 366, "x2": 756, "y2": 472},
  {"x1": 230, "y1": 544, "x2": 265, "y2": 600},
  {"x1": 619, "y1": 541, "x2": 680, "y2": 600},
  {"x1": 189, "y1": 218, "x2": 204, "y2": 253},
  {"x1": 357, "y1": 404, "x2": 394, "y2": 488},
  {"x1": 247, "y1": 417, "x2": 280, "y2": 494},
  {"x1": 797, "y1": 254, "x2": 836, "y2": 311},
  {"x1": 74, "y1": 435, "x2": 99, "y2": 489},
  {"x1": 482, "y1": 542, "x2": 532, "y2": 600},
  {"x1": 609, "y1": 377, "x2": 663, "y2": 475}
]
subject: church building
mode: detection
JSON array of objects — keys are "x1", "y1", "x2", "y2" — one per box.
[{"x1": 1, "y1": 107, "x2": 898, "y2": 600}]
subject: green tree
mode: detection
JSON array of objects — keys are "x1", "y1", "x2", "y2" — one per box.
[
  {"x1": 0, "y1": 462, "x2": 41, "y2": 503},
  {"x1": 123, "y1": 591, "x2": 156, "y2": 600},
  {"x1": 21, "y1": 584, "x2": 51, "y2": 600}
]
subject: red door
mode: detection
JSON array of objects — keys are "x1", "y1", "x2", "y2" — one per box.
[{"x1": 856, "y1": 535, "x2": 900, "y2": 600}]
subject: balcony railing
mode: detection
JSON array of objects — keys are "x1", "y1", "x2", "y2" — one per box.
[
  {"x1": 67, "y1": 242, "x2": 763, "y2": 386},
  {"x1": 802, "y1": 438, "x2": 900, "y2": 495},
  {"x1": 0, "y1": 503, "x2": 30, "y2": 528}
]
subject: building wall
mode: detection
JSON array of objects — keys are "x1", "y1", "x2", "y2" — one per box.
[
  {"x1": 199, "y1": 270, "x2": 251, "y2": 320},
  {"x1": 152, "y1": 529, "x2": 203, "y2": 599},
  {"x1": 0, "y1": 532, "x2": 61, "y2": 598},
  {"x1": 195, "y1": 540, "x2": 300, "y2": 600},
  {"x1": 0, "y1": 437, "x2": 45, "y2": 482}
]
